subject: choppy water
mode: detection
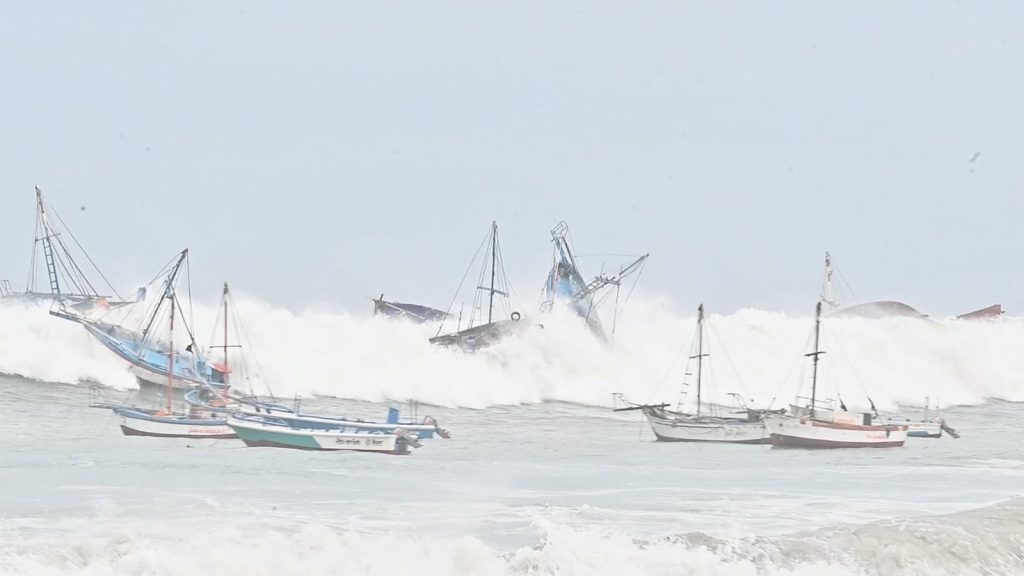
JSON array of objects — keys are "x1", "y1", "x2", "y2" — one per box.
[
  {"x1": 2, "y1": 372, "x2": 1023, "y2": 575},
  {"x1": 3, "y1": 298, "x2": 1024, "y2": 574}
]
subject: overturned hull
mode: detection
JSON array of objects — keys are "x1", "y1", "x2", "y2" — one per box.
[
  {"x1": 373, "y1": 296, "x2": 449, "y2": 323},
  {"x1": 957, "y1": 304, "x2": 1004, "y2": 321},
  {"x1": 830, "y1": 301, "x2": 927, "y2": 319}
]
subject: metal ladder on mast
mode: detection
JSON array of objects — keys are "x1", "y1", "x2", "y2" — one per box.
[{"x1": 40, "y1": 235, "x2": 62, "y2": 295}]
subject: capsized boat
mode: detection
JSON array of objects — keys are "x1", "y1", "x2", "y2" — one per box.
[
  {"x1": 819, "y1": 252, "x2": 926, "y2": 319},
  {"x1": 430, "y1": 221, "x2": 531, "y2": 351},
  {"x1": 372, "y1": 294, "x2": 449, "y2": 323},
  {"x1": 227, "y1": 414, "x2": 421, "y2": 454},
  {"x1": 1, "y1": 186, "x2": 138, "y2": 312},
  {"x1": 613, "y1": 304, "x2": 779, "y2": 444},
  {"x1": 541, "y1": 220, "x2": 648, "y2": 340},
  {"x1": 763, "y1": 302, "x2": 908, "y2": 449}
]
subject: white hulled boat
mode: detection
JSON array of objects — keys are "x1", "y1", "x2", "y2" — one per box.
[
  {"x1": 616, "y1": 304, "x2": 778, "y2": 444},
  {"x1": 763, "y1": 302, "x2": 908, "y2": 449}
]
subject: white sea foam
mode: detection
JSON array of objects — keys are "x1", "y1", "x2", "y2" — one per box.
[
  {"x1": 1, "y1": 297, "x2": 1021, "y2": 409},
  {"x1": 2, "y1": 499, "x2": 1021, "y2": 576}
]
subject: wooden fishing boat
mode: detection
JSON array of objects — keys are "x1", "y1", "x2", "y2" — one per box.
[
  {"x1": 227, "y1": 414, "x2": 420, "y2": 454},
  {"x1": 541, "y1": 220, "x2": 648, "y2": 341},
  {"x1": 1, "y1": 186, "x2": 137, "y2": 311},
  {"x1": 763, "y1": 302, "x2": 908, "y2": 449},
  {"x1": 430, "y1": 221, "x2": 530, "y2": 351},
  {"x1": 614, "y1": 304, "x2": 777, "y2": 444},
  {"x1": 52, "y1": 250, "x2": 224, "y2": 391}
]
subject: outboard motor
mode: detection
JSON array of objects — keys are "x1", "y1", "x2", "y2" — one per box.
[
  {"x1": 423, "y1": 415, "x2": 451, "y2": 439},
  {"x1": 936, "y1": 417, "x2": 961, "y2": 439},
  {"x1": 393, "y1": 427, "x2": 423, "y2": 455}
]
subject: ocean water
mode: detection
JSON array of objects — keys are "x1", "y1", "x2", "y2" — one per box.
[{"x1": 1, "y1": 299, "x2": 1023, "y2": 575}]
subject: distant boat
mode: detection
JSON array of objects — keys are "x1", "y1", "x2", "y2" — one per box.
[
  {"x1": 430, "y1": 221, "x2": 530, "y2": 351},
  {"x1": 883, "y1": 397, "x2": 961, "y2": 439},
  {"x1": 763, "y1": 301, "x2": 909, "y2": 448},
  {"x1": 1, "y1": 186, "x2": 137, "y2": 311},
  {"x1": 541, "y1": 221, "x2": 648, "y2": 340},
  {"x1": 819, "y1": 252, "x2": 926, "y2": 319},
  {"x1": 957, "y1": 304, "x2": 1004, "y2": 321},
  {"x1": 614, "y1": 304, "x2": 779, "y2": 444},
  {"x1": 227, "y1": 413, "x2": 421, "y2": 454},
  {"x1": 372, "y1": 294, "x2": 449, "y2": 323}
]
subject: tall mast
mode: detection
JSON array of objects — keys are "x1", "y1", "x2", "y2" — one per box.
[
  {"x1": 487, "y1": 221, "x2": 497, "y2": 325},
  {"x1": 223, "y1": 283, "x2": 230, "y2": 387},
  {"x1": 167, "y1": 294, "x2": 176, "y2": 413},
  {"x1": 691, "y1": 304, "x2": 709, "y2": 416},
  {"x1": 807, "y1": 300, "x2": 825, "y2": 417},
  {"x1": 821, "y1": 252, "x2": 837, "y2": 309}
]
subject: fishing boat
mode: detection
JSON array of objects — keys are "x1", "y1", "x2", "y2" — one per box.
[
  {"x1": 883, "y1": 398, "x2": 961, "y2": 439},
  {"x1": 237, "y1": 406, "x2": 447, "y2": 439},
  {"x1": 181, "y1": 284, "x2": 447, "y2": 439},
  {"x1": 106, "y1": 251, "x2": 235, "y2": 438},
  {"x1": 1, "y1": 186, "x2": 137, "y2": 311},
  {"x1": 430, "y1": 221, "x2": 529, "y2": 351},
  {"x1": 541, "y1": 220, "x2": 648, "y2": 340},
  {"x1": 613, "y1": 304, "x2": 777, "y2": 444},
  {"x1": 372, "y1": 294, "x2": 449, "y2": 323},
  {"x1": 763, "y1": 302, "x2": 908, "y2": 448},
  {"x1": 52, "y1": 250, "x2": 222, "y2": 391},
  {"x1": 819, "y1": 252, "x2": 926, "y2": 319},
  {"x1": 227, "y1": 414, "x2": 420, "y2": 454}
]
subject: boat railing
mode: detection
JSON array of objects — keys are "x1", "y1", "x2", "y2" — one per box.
[{"x1": 0, "y1": 279, "x2": 13, "y2": 298}]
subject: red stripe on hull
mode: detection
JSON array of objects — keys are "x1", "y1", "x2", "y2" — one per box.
[
  {"x1": 120, "y1": 425, "x2": 237, "y2": 439},
  {"x1": 770, "y1": 433, "x2": 904, "y2": 449}
]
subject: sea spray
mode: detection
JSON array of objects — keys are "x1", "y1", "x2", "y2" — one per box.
[{"x1": 1, "y1": 297, "x2": 1021, "y2": 409}]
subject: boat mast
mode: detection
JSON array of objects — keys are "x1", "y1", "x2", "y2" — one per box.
[
  {"x1": 167, "y1": 294, "x2": 176, "y2": 413},
  {"x1": 692, "y1": 304, "x2": 707, "y2": 416},
  {"x1": 487, "y1": 221, "x2": 497, "y2": 325},
  {"x1": 223, "y1": 283, "x2": 230, "y2": 388},
  {"x1": 806, "y1": 301, "x2": 825, "y2": 417}
]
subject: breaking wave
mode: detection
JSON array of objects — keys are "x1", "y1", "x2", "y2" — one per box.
[
  {"x1": 0, "y1": 296, "x2": 1022, "y2": 409},
  {"x1": 1, "y1": 499, "x2": 1021, "y2": 575}
]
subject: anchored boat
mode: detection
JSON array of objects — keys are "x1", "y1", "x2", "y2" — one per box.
[
  {"x1": 227, "y1": 414, "x2": 420, "y2": 455},
  {"x1": 614, "y1": 304, "x2": 778, "y2": 444},
  {"x1": 763, "y1": 302, "x2": 908, "y2": 449}
]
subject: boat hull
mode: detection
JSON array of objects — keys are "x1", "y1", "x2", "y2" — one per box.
[
  {"x1": 643, "y1": 408, "x2": 769, "y2": 444},
  {"x1": 115, "y1": 408, "x2": 235, "y2": 439},
  {"x1": 227, "y1": 417, "x2": 413, "y2": 454},
  {"x1": 906, "y1": 422, "x2": 942, "y2": 438},
  {"x1": 765, "y1": 415, "x2": 907, "y2": 448},
  {"x1": 236, "y1": 409, "x2": 442, "y2": 439}
]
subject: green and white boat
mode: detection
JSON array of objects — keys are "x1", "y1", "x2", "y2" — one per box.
[{"x1": 227, "y1": 414, "x2": 421, "y2": 455}]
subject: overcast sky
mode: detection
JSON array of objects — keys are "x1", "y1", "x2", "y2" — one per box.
[{"x1": 1, "y1": 2, "x2": 1020, "y2": 318}]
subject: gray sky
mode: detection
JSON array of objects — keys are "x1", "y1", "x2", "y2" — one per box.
[{"x1": 2, "y1": 2, "x2": 1021, "y2": 317}]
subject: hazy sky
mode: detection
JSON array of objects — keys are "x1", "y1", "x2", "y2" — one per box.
[{"x1": 1, "y1": 2, "x2": 1021, "y2": 317}]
